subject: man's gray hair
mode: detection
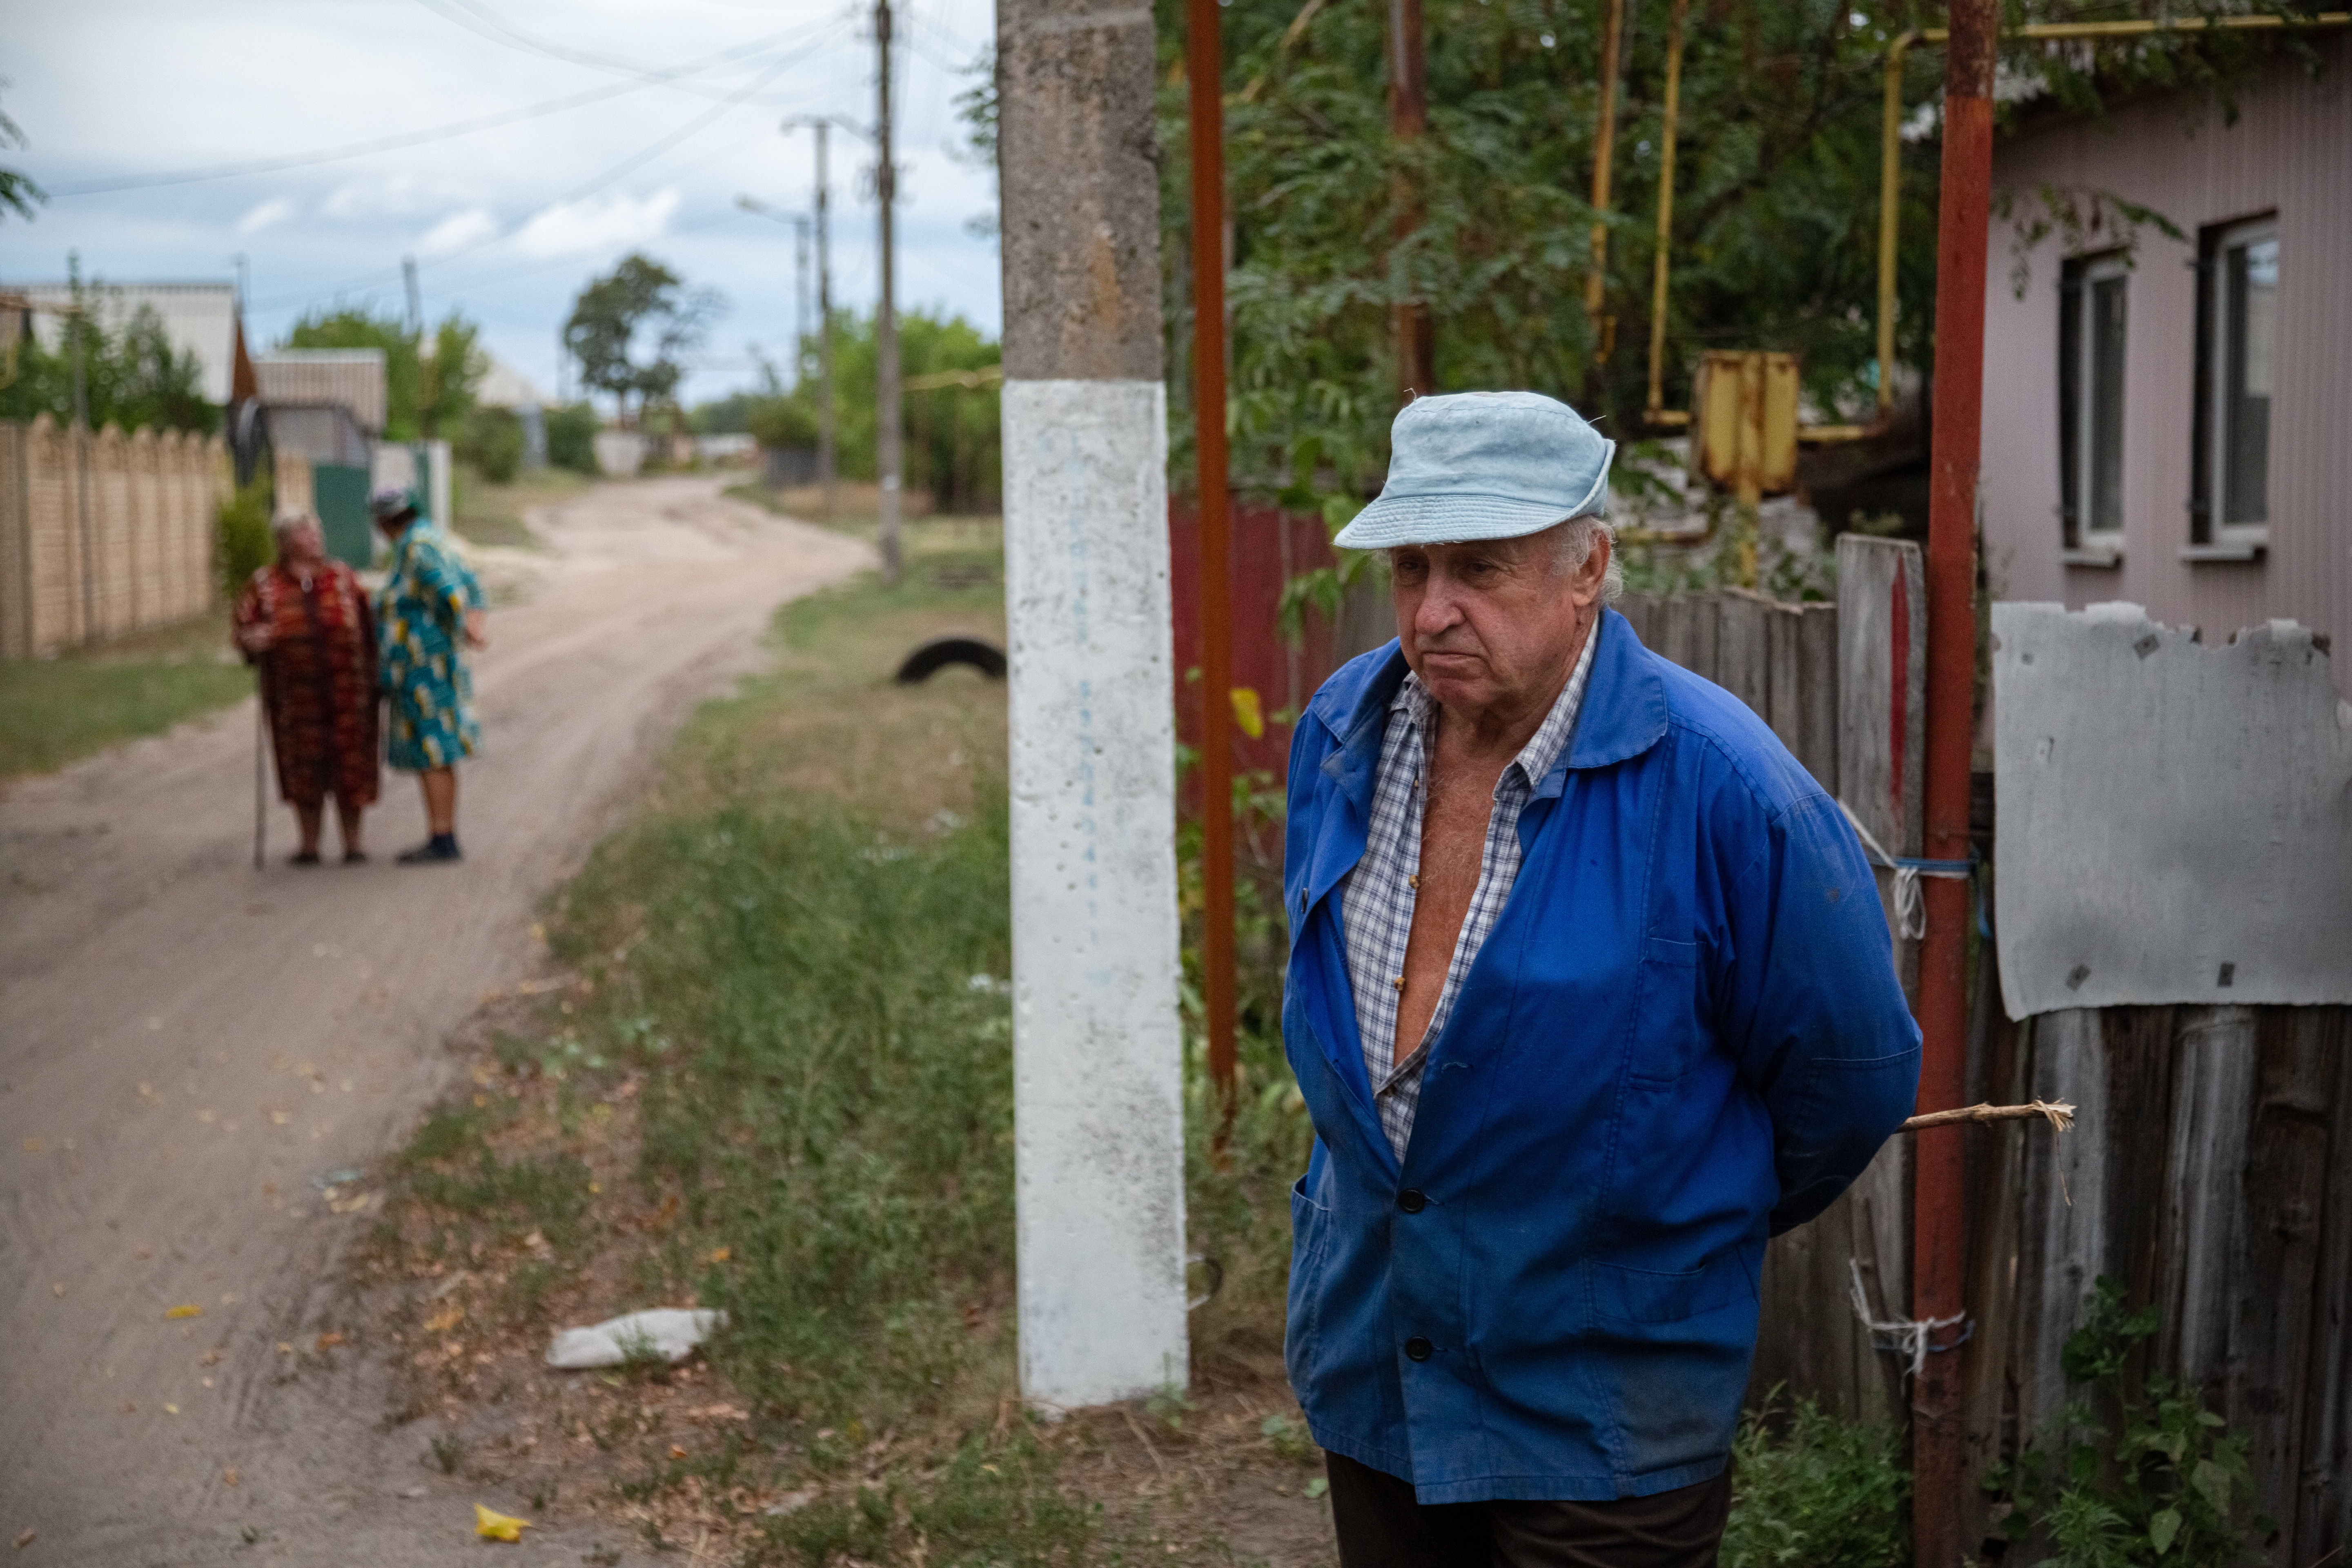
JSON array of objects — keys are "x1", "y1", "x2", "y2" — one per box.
[
  {"x1": 1555, "y1": 514, "x2": 1624, "y2": 603},
  {"x1": 271, "y1": 511, "x2": 320, "y2": 548}
]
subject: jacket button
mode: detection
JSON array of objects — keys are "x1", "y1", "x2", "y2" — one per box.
[
  {"x1": 1398, "y1": 1188, "x2": 1427, "y2": 1213},
  {"x1": 1404, "y1": 1336, "x2": 1433, "y2": 1362}
]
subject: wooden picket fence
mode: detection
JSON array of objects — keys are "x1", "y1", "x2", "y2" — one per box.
[{"x1": 1626, "y1": 541, "x2": 2350, "y2": 1567}]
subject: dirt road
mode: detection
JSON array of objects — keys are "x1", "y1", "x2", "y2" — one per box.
[{"x1": 0, "y1": 478, "x2": 867, "y2": 1564}]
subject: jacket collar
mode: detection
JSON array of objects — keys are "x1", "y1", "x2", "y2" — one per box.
[
  {"x1": 1536, "y1": 606, "x2": 1670, "y2": 797},
  {"x1": 1309, "y1": 607, "x2": 1669, "y2": 802}
]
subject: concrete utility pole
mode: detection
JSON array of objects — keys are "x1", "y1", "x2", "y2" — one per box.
[
  {"x1": 1388, "y1": 0, "x2": 1433, "y2": 396},
  {"x1": 403, "y1": 255, "x2": 423, "y2": 335},
  {"x1": 1914, "y1": 0, "x2": 1996, "y2": 1564},
  {"x1": 873, "y1": 0, "x2": 904, "y2": 583},
  {"x1": 999, "y1": 0, "x2": 1187, "y2": 1408},
  {"x1": 783, "y1": 119, "x2": 840, "y2": 524}
]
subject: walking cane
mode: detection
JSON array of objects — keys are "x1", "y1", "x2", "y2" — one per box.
[{"x1": 252, "y1": 652, "x2": 267, "y2": 871}]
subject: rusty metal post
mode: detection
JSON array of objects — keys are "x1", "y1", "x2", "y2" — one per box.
[
  {"x1": 1644, "y1": 0, "x2": 1688, "y2": 420},
  {"x1": 1915, "y1": 0, "x2": 1996, "y2": 1562},
  {"x1": 1188, "y1": 0, "x2": 1238, "y2": 1124},
  {"x1": 1584, "y1": 0, "x2": 1627, "y2": 357},
  {"x1": 1388, "y1": 0, "x2": 1433, "y2": 396},
  {"x1": 1875, "y1": 33, "x2": 1917, "y2": 414}
]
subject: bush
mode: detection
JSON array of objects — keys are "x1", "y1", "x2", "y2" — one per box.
[
  {"x1": 455, "y1": 405, "x2": 524, "y2": 484},
  {"x1": 545, "y1": 402, "x2": 600, "y2": 475},
  {"x1": 1988, "y1": 1278, "x2": 2266, "y2": 1568},
  {"x1": 217, "y1": 477, "x2": 273, "y2": 596},
  {"x1": 1721, "y1": 1394, "x2": 1908, "y2": 1568},
  {"x1": 745, "y1": 393, "x2": 818, "y2": 452}
]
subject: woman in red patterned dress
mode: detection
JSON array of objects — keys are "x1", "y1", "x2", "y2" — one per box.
[{"x1": 233, "y1": 512, "x2": 382, "y2": 864}]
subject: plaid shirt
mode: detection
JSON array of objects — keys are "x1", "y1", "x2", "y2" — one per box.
[{"x1": 1337, "y1": 626, "x2": 1599, "y2": 1159}]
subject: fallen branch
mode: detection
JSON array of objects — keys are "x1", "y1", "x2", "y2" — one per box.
[{"x1": 1900, "y1": 1100, "x2": 2075, "y2": 1133}]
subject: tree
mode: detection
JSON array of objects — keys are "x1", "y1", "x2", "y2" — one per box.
[
  {"x1": 562, "y1": 254, "x2": 724, "y2": 428},
  {"x1": 281, "y1": 306, "x2": 486, "y2": 440},
  {"x1": 737, "y1": 307, "x2": 1002, "y2": 512},
  {"x1": 0, "y1": 82, "x2": 46, "y2": 224},
  {"x1": 0, "y1": 261, "x2": 216, "y2": 434},
  {"x1": 1116, "y1": 0, "x2": 2308, "y2": 510}
]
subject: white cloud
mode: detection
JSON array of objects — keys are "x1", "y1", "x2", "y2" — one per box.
[
  {"x1": 512, "y1": 189, "x2": 679, "y2": 260},
  {"x1": 321, "y1": 173, "x2": 461, "y2": 222},
  {"x1": 236, "y1": 197, "x2": 296, "y2": 235},
  {"x1": 418, "y1": 208, "x2": 500, "y2": 258}
]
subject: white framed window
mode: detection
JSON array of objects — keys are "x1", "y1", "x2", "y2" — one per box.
[
  {"x1": 2058, "y1": 252, "x2": 2129, "y2": 558},
  {"x1": 2194, "y1": 216, "x2": 2277, "y2": 552}
]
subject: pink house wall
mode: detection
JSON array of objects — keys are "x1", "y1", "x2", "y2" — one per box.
[{"x1": 1978, "y1": 35, "x2": 2352, "y2": 692}]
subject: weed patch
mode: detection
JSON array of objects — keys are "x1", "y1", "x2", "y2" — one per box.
[{"x1": 0, "y1": 611, "x2": 248, "y2": 777}]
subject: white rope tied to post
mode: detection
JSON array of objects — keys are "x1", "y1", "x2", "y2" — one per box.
[
  {"x1": 1848, "y1": 1258, "x2": 1968, "y2": 1382},
  {"x1": 1835, "y1": 797, "x2": 1973, "y2": 941}
]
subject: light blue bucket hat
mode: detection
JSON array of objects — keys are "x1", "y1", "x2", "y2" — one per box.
[{"x1": 1332, "y1": 390, "x2": 1615, "y2": 550}]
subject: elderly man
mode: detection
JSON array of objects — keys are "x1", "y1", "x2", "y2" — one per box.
[{"x1": 1281, "y1": 391, "x2": 1919, "y2": 1568}]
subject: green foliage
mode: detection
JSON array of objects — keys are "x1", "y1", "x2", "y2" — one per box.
[
  {"x1": 543, "y1": 401, "x2": 600, "y2": 474},
  {"x1": 216, "y1": 476, "x2": 274, "y2": 597},
  {"x1": 1988, "y1": 1278, "x2": 2267, "y2": 1568},
  {"x1": 0, "y1": 263, "x2": 218, "y2": 435},
  {"x1": 454, "y1": 405, "x2": 524, "y2": 484},
  {"x1": 745, "y1": 309, "x2": 1003, "y2": 511},
  {"x1": 1126, "y1": 0, "x2": 2314, "y2": 517},
  {"x1": 281, "y1": 306, "x2": 484, "y2": 440},
  {"x1": 562, "y1": 253, "x2": 723, "y2": 426},
  {"x1": 1720, "y1": 1394, "x2": 1907, "y2": 1568},
  {"x1": 0, "y1": 82, "x2": 46, "y2": 223},
  {"x1": 745, "y1": 392, "x2": 818, "y2": 452},
  {"x1": 553, "y1": 788, "x2": 1014, "y2": 1430}
]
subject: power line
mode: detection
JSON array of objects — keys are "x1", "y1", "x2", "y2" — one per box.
[
  {"x1": 405, "y1": 0, "x2": 815, "y2": 104},
  {"x1": 45, "y1": 18, "x2": 834, "y2": 196},
  {"x1": 250, "y1": 26, "x2": 849, "y2": 314}
]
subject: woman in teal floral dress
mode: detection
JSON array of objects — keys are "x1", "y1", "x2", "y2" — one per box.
[{"x1": 371, "y1": 486, "x2": 486, "y2": 863}]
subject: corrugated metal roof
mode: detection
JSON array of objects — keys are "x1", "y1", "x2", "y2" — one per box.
[
  {"x1": 15, "y1": 281, "x2": 243, "y2": 404},
  {"x1": 254, "y1": 350, "x2": 388, "y2": 434}
]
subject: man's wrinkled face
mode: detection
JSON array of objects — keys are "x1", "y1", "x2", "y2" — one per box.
[{"x1": 1390, "y1": 525, "x2": 1608, "y2": 717}]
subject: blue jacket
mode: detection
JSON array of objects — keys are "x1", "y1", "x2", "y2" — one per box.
[{"x1": 1281, "y1": 610, "x2": 1920, "y2": 1504}]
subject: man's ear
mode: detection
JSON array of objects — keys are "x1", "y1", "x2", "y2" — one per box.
[{"x1": 1575, "y1": 535, "x2": 1613, "y2": 604}]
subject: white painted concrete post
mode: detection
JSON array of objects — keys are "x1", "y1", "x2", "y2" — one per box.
[{"x1": 998, "y1": 0, "x2": 1188, "y2": 1409}]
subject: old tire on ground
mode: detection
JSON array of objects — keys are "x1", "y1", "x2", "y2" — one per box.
[{"x1": 895, "y1": 635, "x2": 1007, "y2": 684}]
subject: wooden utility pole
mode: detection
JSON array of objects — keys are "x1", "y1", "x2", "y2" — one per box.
[
  {"x1": 874, "y1": 0, "x2": 904, "y2": 582},
  {"x1": 1388, "y1": 0, "x2": 1432, "y2": 397},
  {"x1": 1914, "y1": 0, "x2": 1997, "y2": 1563},
  {"x1": 999, "y1": 0, "x2": 1187, "y2": 1408},
  {"x1": 1189, "y1": 0, "x2": 1238, "y2": 1120}
]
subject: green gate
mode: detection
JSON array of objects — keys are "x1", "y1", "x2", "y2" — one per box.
[{"x1": 313, "y1": 464, "x2": 373, "y2": 568}]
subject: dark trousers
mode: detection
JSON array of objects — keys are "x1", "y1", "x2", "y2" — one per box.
[{"x1": 1325, "y1": 1452, "x2": 1732, "y2": 1568}]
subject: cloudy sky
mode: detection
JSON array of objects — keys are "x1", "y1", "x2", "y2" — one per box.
[{"x1": 5, "y1": 0, "x2": 1001, "y2": 407}]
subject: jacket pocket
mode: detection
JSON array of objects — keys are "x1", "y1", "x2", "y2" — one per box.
[
  {"x1": 1587, "y1": 1247, "x2": 1758, "y2": 1330},
  {"x1": 1626, "y1": 935, "x2": 1708, "y2": 1086},
  {"x1": 1285, "y1": 1170, "x2": 1334, "y2": 1390}
]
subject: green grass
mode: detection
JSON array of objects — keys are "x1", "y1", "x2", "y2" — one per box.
[
  {"x1": 451, "y1": 464, "x2": 590, "y2": 550},
  {"x1": 0, "y1": 612, "x2": 251, "y2": 778}
]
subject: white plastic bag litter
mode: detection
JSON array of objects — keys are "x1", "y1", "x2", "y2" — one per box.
[{"x1": 545, "y1": 1309, "x2": 726, "y2": 1370}]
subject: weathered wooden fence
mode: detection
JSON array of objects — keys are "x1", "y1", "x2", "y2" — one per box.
[
  {"x1": 0, "y1": 414, "x2": 229, "y2": 657},
  {"x1": 1625, "y1": 543, "x2": 2350, "y2": 1567}
]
